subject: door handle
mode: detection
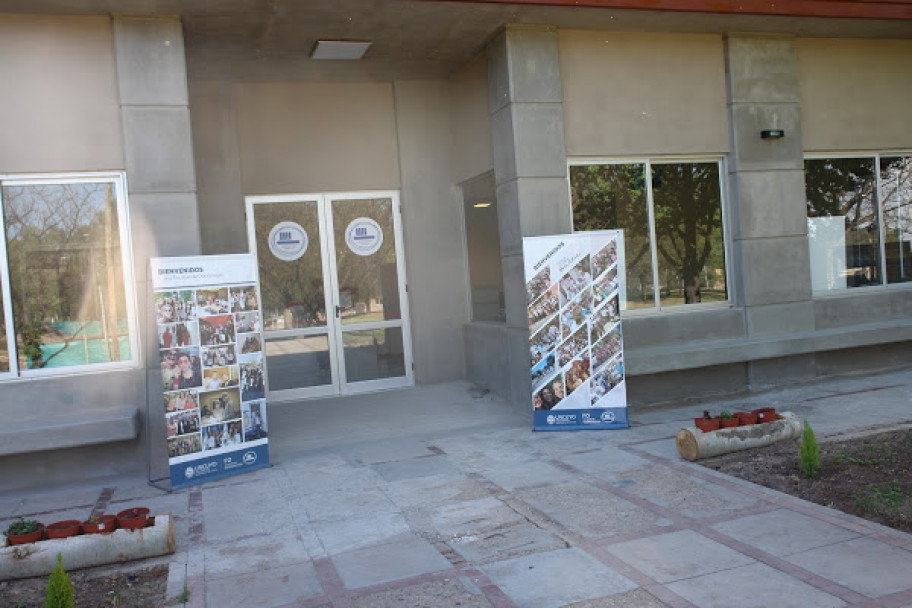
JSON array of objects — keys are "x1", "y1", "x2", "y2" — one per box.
[{"x1": 335, "y1": 305, "x2": 343, "y2": 318}]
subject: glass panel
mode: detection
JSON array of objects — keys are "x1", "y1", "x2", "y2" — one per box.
[
  {"x1": 651, "y1": 162, "x2": 727, "y2": 306},
  {"x1": 253, "y1": 201, "x2": 326, "y2": 330},
  {"x1": 570, "y1": 164, "x2": 654, "y2": 310},
  {"x1": 806, "y1": 158, "x2": 880, "y2": 290},
  {"x1": 881, "y1": 156, "x2": 912, "y2": 284},
  {"x1": 264, "y1": 334, "x2": 332, "y2": 390},
  {"x1": 342, "y1": 328, "x2": 406, "y2": 382},
  {"x1": 2, "y1": 182, "x2": 130, "y2": 369},
  {"x1": 0, "y1": 298, "x2": 8, "y2": 372},
  {"x1": 462, "y1": 173, "x2": 505, "y2": 322},
  {"x1": 331, "y1": 198, "x2": 401, "y2": 324}
]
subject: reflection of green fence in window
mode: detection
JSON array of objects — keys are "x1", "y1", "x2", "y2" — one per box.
[{"x1": 2, "y1": 182, "x2": 129, "y2": 370}]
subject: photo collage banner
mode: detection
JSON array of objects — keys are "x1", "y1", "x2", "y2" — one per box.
[
  {"x1": 523, "y1": 231, "x2": 628, "y2": 431},
  {"x1": 150, "y1": 254, "x2": 270, "y2": 489}
]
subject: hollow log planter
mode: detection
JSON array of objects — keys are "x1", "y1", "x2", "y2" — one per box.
[
  {"x1": 0, "y1": 513, "x2": 174, "y2": 582},
  {"x1": 676, "y1": 412, "x2": 802, "y2": 462}
]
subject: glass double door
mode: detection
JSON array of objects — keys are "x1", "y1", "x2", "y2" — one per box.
[{"x1": 246, "y1": 191, "x2": 412, "y2": 400}]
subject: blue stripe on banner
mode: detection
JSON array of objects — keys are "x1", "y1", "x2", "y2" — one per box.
[
  {"x1": 170, "y1": 444, "x2": 270, "y2": 489},
  {"x1": 533, "y1": 408, "x2": 629, "y2": 431}
]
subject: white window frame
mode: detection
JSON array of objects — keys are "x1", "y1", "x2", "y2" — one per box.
[
  {"x1": 805, "y1": 151, "x2": 912, "y2": 295},
  {"x1": 0, "y1": 172, "x2": 139, "y2": 380},
  {"x1": 567, "y1": 156, "x2": 732, "y2": 315}
]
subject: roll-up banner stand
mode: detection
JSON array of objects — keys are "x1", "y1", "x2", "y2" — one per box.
[
  {"x1": 151, "y1": 254, "x2": 270, "y2": 489},
  {"x1": 523, "y1": 231, "x2": 628, "y2": 431}
]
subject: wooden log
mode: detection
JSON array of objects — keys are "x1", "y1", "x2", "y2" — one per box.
[
  {"x1": 0, "y1": 513, "x2": 174, "y2": 581},
  {"x1": 676, "y1": 412, "x2": 802, "y2": 461}
]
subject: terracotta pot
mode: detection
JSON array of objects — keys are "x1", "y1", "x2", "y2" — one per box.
[
  {"x1": 752, "y1": 407, "x2": 778, "y2": 423},
  {"x1": 81, "y1": 514, "x2": 118, "y2": 535},
  {"x1": 735, "y1": 411, "x2": 758, "y2": 425},
  {"x1": 5, "y1": 523, "x2": 44, "y2": 545},
  {"x1": 116, "y1": 507, "x2": 150, "y2": 530},
  {"x1": 46, "y1": 520, "x2": 81, "y2": 539},
  {"x1": 694, "y1": 417, "x2": 721, "y2": 432},
  {"x1": 720, "y1": 417, "x2": 739, "y2": 428}
]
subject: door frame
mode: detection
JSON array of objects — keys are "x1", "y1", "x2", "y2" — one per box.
[{"x1": 245, "y1": 190, "x2": 414, "y2": 401}]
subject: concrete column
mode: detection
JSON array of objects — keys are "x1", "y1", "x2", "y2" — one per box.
[
  {"x1": 113, "y1": 16, "x2": 201, "y2": 482},
  {"x1": 488, "y1": 26, "x2": 573, "y2": 406},
  {"x1": 725, "y1": 34, "x2": 816, "y2": 385}
]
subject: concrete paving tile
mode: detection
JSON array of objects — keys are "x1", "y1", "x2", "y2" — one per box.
[
  {"x1": 558, "y1": 447, "x2": 652, "y2": 477},
  {"x1": 563, "y1": 587, "x2": 671, "y2": 608},
  {"x1": 372, "y1": 455, "x2": 460, "y2": 482},
  {"x1": 481, "y1": 547, "x2": 637, "y2": 608},
  {"x1": 624, "y1": 438, "x2": 684, "y2": 460},
  {"x1": 280, "y1": 460, "x2": 383, "y2": 495},
  {"x1": 785, "y1": 537, "x2": 912, "y2": 598},
  {"x1": 203, "y1": 481, "x2": 296, "y2": 542},
  {"x1": 344, "y1": 439, "x2": 441, "y2": 466},
  {"x1": 206, "y1": 561, "x2": 323, "y2": 607},
  {"x1": 473, "y1": 459, "x2": 571, "y2": 491},
  {"x1": 313, "y1": 511, "x2": 412, "y2": 554},
  {"x1": 448, "y1": 520, "x2": 566, "y2": 563},
  {"x1": 204, "y1": 532, "x2": 313, "y2": 579},
  {"x1": 606, "y1": 530, "x2": 755, "y2": 583},
  {"x1": 711, "y1": 509, "x2": 860, "y2": 557},
  {"x1": 620, "y1": 465, "x2": 761, "y2": 517},
  {"x1": 300, "y1": 488, "x2": 398, "y2": 522},
  {"x1": 351, "y1": 577, "x2": 493, "y2": 608},
  {"x1": 666, "y1": 562, "x2": 845, "y2": 608},
  {"x1": 331, "y1": 535, "x2": 453, "y2": 589},
  {"x1": 424, "y1": 496, "x2": 525, "y2": 538},
  {"x1": 382, "y1": 474, "x2": 491, "y2": 509},
  {"x1": 516, "y1": 483, "x2": 673, "y2": 539}
]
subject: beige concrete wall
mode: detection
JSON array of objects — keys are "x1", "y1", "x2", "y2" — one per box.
[
  {"x1": 235, "y1": 82, "x2": 400, "y2": 194},
  {"x1": 448, "y1": 56, "x2": 494, "y2": 184},
  {"x1": 798, "y1": 38, "x2": 912, "y2": 152},
  {"x1": 0, "y1": 14, "x2": 123, "y2": 172},
  {"x1": 559, "y1": 30, "x2": 729, "y2": 156}
]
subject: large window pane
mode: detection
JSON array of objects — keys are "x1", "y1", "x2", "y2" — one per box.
[
  {"x1": 570, "y1": 164, "x2": 654, "y2": 310},
  {"x1": 2, "y1": 182, "x2": 130, "y2": 369},
  {"x1": 806, "y1": 158, "x2": 880, "y2": 290},
  {"x1": 651, "y1": 162, "x2": 727, "y2": 305},
  {"x1": 0, "y1": 299, "x2": 8, "y2": 372},
  {"x1": 462, "y1": 173, "x2": 504, "y2": 322},
  {"x1": 881, "y1": 157, "x2": 912, "y2": 284}
]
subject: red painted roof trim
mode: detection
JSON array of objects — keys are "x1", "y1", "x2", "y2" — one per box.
[{"x1": 427, "y1": 0, "x2": 912, "y2": 19}]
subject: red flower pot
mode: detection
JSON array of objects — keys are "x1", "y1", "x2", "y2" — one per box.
[
  {"x1": 5, "y1": 523, "x2": 44, "y2": 545},
  {"x1": 752, "y1": 407, "x2": 778, "y2": 423},
  {"x1": 116, "y1": 507, "x2": 150, "y2": 530},
  {"x1": 735, "y1": 411, "x2": 758, "y2": 425},
  {"x1": 81, "y1": 514, "x2": 118, "y2": 535},
  {"x1": 46, "y1": 520, "x2": 81, "y2": 539},
  {"x1": 720, "y1": 417, "x2": 739, "y2": 428},
  {"x1": 694, "y1": 417, "x2": 721, "y2": 432}
]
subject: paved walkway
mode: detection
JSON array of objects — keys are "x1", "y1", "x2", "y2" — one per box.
[{"x1": 3, "y1": 369, "x2": 912, "y2": 607}]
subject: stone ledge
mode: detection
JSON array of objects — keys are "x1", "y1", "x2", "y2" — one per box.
[
  {"x1": 0, "y1": 409, "x2": 141, "y2": 457},
  {"x1": 0, "y1": 513, "x2": 174, "y2": 581}
]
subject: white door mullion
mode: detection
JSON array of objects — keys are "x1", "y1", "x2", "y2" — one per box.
[{"x1": 644, "y1": 161, "x2": 661, "y2": 309}]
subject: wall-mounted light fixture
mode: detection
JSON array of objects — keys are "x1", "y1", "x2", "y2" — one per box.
[
  {"x1": 473, "y1": 202, "x2": 492, "y2": 208},
  {"x1": 761, "y1": 129, "x2": 785, "y2": 139}
]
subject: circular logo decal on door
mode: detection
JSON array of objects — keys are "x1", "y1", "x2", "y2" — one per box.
[
  {"x1": 268, "y1": 222, "x2": 309, "y2": 261},
  {"x1": 345, "y1": 218, "x2": 384, "y2": 256}
]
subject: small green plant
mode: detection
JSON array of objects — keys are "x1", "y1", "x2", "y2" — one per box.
[
  {"x1": 180, "y1": 587, "x2": 190, "y2": 603},
  {"x1": 719, "y1": 410, "x2": 733, "y2": 420},
  {"x1": 45, "y1": 553, "x2": 74, "y2": 608},
  {"x1": 799, "y1": 418, "x2": 819, "y2": 477},
  {"x1": 5, "y1": 517, "x2": 40, "y2": 537}
]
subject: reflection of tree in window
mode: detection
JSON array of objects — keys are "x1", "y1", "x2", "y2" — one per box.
[
  {"x1": 880, "y1": 157, "x2": 912, "y2": 284},
  {"x1": 2, "y1": 183, "x2": 128, "y2": 369},
  {"x1": 571, "y1": 164, "x2": 654, "y2": 309},
  {"x1": 805, "y1": 158, "x2": 880, "y2": 287},
  {"x1": 651, "y1": 163, "x2": 726, "y2": 304}
]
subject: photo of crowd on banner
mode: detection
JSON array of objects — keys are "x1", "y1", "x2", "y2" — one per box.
[
  {"x1": 159, "y1": 283, "x2": 269, "y2": 459},
  {"x1": 527, "y1": 237, "x2": 625, "y2": 412}
]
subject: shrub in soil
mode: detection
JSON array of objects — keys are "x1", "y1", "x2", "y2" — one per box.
[{"x1": 800, "y1": 418, "x2": 820, "y2": 478}]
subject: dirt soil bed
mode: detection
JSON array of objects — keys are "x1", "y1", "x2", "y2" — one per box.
[
  {"x1": 0, "y1": 563, "x2": 169, "y2": 608},
  {"x1": 699, "y1": 427, "x2": 912, "y2": 533}
]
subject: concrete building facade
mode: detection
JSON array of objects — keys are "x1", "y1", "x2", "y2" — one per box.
[{"x1": 0, "y1": 1, "x2": 910, "y2": 489}]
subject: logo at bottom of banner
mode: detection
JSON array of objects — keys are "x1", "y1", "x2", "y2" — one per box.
[
  {"x1": 534, "y1": 408, "x2": 628, "y2": 431},
  {"x1": 170, "y1": 443, "x2": 270, "y2": 489}
]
